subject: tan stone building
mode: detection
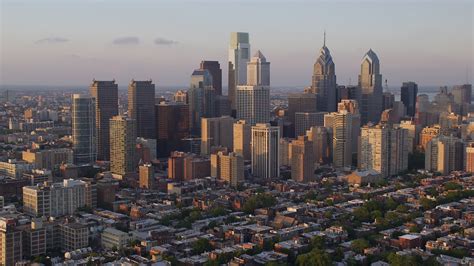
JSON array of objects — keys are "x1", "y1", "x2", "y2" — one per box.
[
  {"x1": 110, "y1": 115, "x2": 137, "y2": 177},
  {"x1": 233, "y1": 120, "x2": 251, "y2": 161},
  {"x1": 290, "y1": 136, "x2": 314, "y2": 182}
]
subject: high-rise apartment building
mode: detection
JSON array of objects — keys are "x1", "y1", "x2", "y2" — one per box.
[
  {"x1": 310, "y1": 34, "x2": 337, "y2": 112},
  {"x1": 425, "y1": 135, "x2": 464, "y2": 175},
  {"x1": 210, "y1": 152, "x2": 244, "y2": 187},
  {"x1": 420, "y1": 125, "x2": 441, "y2": 150},
  {"x1": 233, "y1": 120, "x2": 252, "y2": 161},
  {"x1": 128, "y1": 80, "x2": 156, "y2": 139},
  {"x1": 23, "y1": 179, "x2": 92, "y2": 217},
  {"x1": 359, "y1": 124, "x2": 409, "y2": 178},
  {"x1": 155, "y1": 102, "x2": 190, "y2": 157},
  {"x1": 290, "y1": 136, "x2": 315, "y2": 182},
  {"x1": 72, "y1": 94, "x2": 96, "y2": 164},
  {"x1": 200, "y1": 61, "x2": 222, "y2": 95},
  {"x1": 228, "y1": 32, "x2": 251, "y2": 110},
  {"x1": 201, "y1": 116, "x2": 234, "y2": 155},
  {"x1": 465, "y1": 143, "x2": 474, "y2": 173},
  {"x1": 251, "y1": 123, "x2": 280, "y2": 179},
  {"x1": 399, "y1": 120, "x2": 420, "y2": 153},
  {"x1": 325, "y1": 110, "x2": 353, "y2": 170},
  {"x1": 236, "y1": 50, "x2": 270, "y2": 125},
  {"x1": 358, "y1": 49, "x2": 383, "y2": 124},
  {"x1": 110, "y1": 116, "x2": 137, "y2": 177},
  {"x1": 90, "y1": 80, "x2": 118, "y2": 161},
  {"x1": 337, "y1": 100, "x2": 361, "y2": 156},
  {"x1": 139, "y1": 164, "x2": 155, "y2": 190},
  {"x1": 401, "y1": 82, "x2": 418, "y2": 117}
]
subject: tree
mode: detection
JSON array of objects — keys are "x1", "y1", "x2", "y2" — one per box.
[
  {"x1": 192, "y1": 238, "x2": 213, "y2": 255},
  {"x1": 296, "y1": 249, "x2": 331, "y2": 266},
  {"x1": 350, "y1": 238, "x2": 369, "y2": 254},
  {"x1": 353, "y1": 207, "x2": 371, "y2": 222},
  {"x1": 310, "y1": 236, "x2": 325, "y2": 250},
  {"x1": 242, "y1": 193, "x2": 277, "y2": 214},
  {"x1": 420, "y1": 197, "x2": 436, "y2": 210}
]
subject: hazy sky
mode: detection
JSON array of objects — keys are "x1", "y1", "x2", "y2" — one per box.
[{"x1": 1, "y1": 0, "x2": 472, "y2": 88}]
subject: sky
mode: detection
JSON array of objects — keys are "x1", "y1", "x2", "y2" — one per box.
[{"x1": 0, "y1": 0, "x2": 473, "y2": 88}]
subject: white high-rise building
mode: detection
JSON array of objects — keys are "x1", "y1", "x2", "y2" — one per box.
[
  {"x1": 251, "y1": 123, "x2": 280, "y2": 179},
  {"x1": 23, "y1": 179, "x2": 92, "y2": 217},
  {"x1": 228, "y1": 32, "x2": 251, "y2": 110},
  {"x1": 325, "y1": 110, "x2": 353, "y2": 170},
  {"x1": 359, "y1": 124, "x2": 409, "y2": 178},
  {"x1": 236, "y1": 50, "x2": 270, "y2": 125}
]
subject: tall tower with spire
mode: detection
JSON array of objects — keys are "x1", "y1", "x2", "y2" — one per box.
[
  {"x1": 358, "y1": 49, "x2": 383, "y2": 124},
  {"x1": 311, "y1": 32, "x2": 337, "y2": 112}
]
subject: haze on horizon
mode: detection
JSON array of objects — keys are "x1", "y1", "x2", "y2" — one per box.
[{"x1": 0, "y1": 0, "x2": 472, "y2": 88}]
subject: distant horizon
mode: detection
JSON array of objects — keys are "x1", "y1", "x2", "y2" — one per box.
[{"x1": 1, "y1": 0, "x2": 472, "y2": 87}]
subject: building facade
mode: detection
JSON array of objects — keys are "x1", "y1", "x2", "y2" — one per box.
[
  {"x1": 128, "y1": 80, "x2": 156, "y2": 139},
  {"x1": 251, "y1": 123, "x2": 280, "y2": 179},
  {"x1": 110, "y1": 116, "x2": 137, "y2": 177},
  {"x1": 72, "y1": 94, "x2": 96, "y2": 164}
]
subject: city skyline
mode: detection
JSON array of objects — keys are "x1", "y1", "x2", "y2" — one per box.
[{"x1": 1, "y1": 0, "x2": 472, "y2": 87}]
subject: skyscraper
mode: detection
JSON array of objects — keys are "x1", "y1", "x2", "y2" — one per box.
[
  {"x1": 294, "y1": 112, "x2": 326, "y2": 137},
  {"x1": 72, "y1": 94, "x2": 96, "y2": 164},
  {"x1": 465, "y1": 143, "x2": 474, "y2": 173},
  {"x1": 236, "y1": 50, "x2": 270, "y2": 125},
  {"x1": 128, "y1": 79, "x2": 156, "y2": 139},
  {"x1": 425, "y1": 135, "x2": 464, "y2": 175},
  {"x1": 200, "y1": 61, "x2": 222, "y2": 95},
  {"x1": 310, "y1": 33, "x2": 337, "y2": 112},
  {"x1": 359, "y1": 49, "x2": 383, "y2": 124},
  {"x1": 337, "y1": 99, "x2": 361, "y2": 156},
  {"x1": 188, "y1": 69, "x2": 216, "y2": 134},
  {"x1": 290, "y1": 135, "x2": 315, "y2": 182},
  {"x1": 155, "y1": 102, "x2": 190, "y2": 157},
  {"x1": 306, "y1": 126, "x2": 332, "y2": 165},
  {"x1": 200, "y1": 116, "x2": 234, "y2": 155},
  {"x1": 401, "y1": 82, "x2": 418, "y2": 117},
  {"x1": 110, "y1": 116, "x2": 137, "y2": 177},
  {"x1": 359, "y1": 124, "x2": 409, "y2": 178},
  {"x1": 325, "y1": 110, "x2": 353, "y2": 170},
  {"x1": 233, "y1": 120, "x2": 251, "y2": 161},
  {"x1": 90, "y1": 80, "x2": 118, "y2": 161},
  {"x1": 287, "y1": 93, "x2": 318, "y2": 125},
  {"x1": 251, "y1": 123, "x2": 280, "y2": 179},
  {"x1": 228, "y1": 32, "x2": 251, "y2": 111},
  {"x1": 139, "y1": 164, "x2": 155, "y2": 190}
]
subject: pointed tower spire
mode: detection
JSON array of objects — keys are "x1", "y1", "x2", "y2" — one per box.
[{"x1": 323, "y1": 30, "x2": 326, "y2": 47}]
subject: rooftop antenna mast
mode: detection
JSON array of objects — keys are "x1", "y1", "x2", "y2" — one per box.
[
  {"x1": 385, "y1": 79, "x2": 388, "y2": 93},
  {"x1": 323, "y1": 30, "x2": 326, "y2": 47}
]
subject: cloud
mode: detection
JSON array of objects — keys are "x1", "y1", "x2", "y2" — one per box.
[
  {"x1": 113, "y1": 36, "x2": 140, "y2": 45},
  {"x1": 35, "y1": 37, "x2": 69, "y2": 44},
  {"x1": 154, "y1": 37, "x2": 178, "y2": 46}
]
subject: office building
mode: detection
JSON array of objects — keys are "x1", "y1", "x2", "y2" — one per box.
[
  {"x1": 358, "y1": 49, "x2": 383, "y2": 124},
  {"x1": 23, "y1": 179, "x2": 92, "y2": 217},
  {"x1": 22, "y1": 148, "x2": 73, "y2": 170},
  {"x1": 310, "y1": 34, "x2": 337, "y2": 112},
  {"x1": 128, "y1": 80, "x2": 156, "y2": 139},
  {"x1": 228, "y1": 32, "x2": 251, "y2": 110},
  {"x1": 200, "y1": 61, "x2": 222, "y2": 95},
  {"x1": 233, "y1": 120, "x2": 251, "y2": 161},
  {"x1": 72, "y1": 94, "x2": 96, "y2": 164},
  {"x1": 211, "y1": 151, "x2": 244, "y2": 187},
  {"x1": 90, "y1": 80, "x2": 118, "y2": 161},
  {"x1": 188, "y1": 69, "x2": 216, "y2": 134},
  {"x1": 101, "y1": 227, "x2": 131, "y2": 250},
  {"x1": 287, "y1": 93, "x2": 317, "y2": 126},
  {"x1": 139, "y1": 164, "x2": 155, "y2": 190},
  {"x1": 382, "y1": 92, "x2": 395, "y2": 111},
  {"x1": 60, "y1": 222, "x2": 89, "y2": 252},
  {"x1": 359, "y1": 124, "x2": 409, "y2": 178},
  {"x1": 0, "y1": 159, "x2": 33, "y2": 179},
  {"x1": 338, "y1": 100, "x2": 361, "y2": 155},
  {"x1": 465, "y1": 143, "x2": 474, "y2": 173},
  {"x1": 201, "y1": 116, "x2": 234, "y2": 155},
  {"x1": 136, "y1": 138, "x2": 156, "y2": 163},
  {"x1": 0, "y1": 218, "x2": 23, "y2": 266},
  {"x1": 399, "y1": 120, "x2": 420, "y2": 153},
  {"x1": 279, "y1": 138, "x2": 292, "y2": 167},
  {"x1": 290, "y1": 136, "x2": 314, "y2": 182},
  {"x1": 110, "y1": 116, "x2": 137, "y2": 177},
  {"x1": 294, "y1": 112, "x2": 326, "y2": 137},
  {"x1": 420, "y1": 125, "x2": 441, "y2": 150},
  {"x1": 215, "y1": 95, "x2": 231, "y2": 117},
  {"x1": 401, "y1": 82, "x2": 418, "y2": 117},
  {"x1": 251, "y1": 123, "x2": 280, "y2": 179},
  {"x1": 236, "y1": 50, "x2": 270, "y2": 125},
  {"x1": 306, "y1": 126, "x2": 332, "y2": 165},
  {"x1": 173, "y1": 90, "x2": 187, "y2": 103},
  {"x1": 155, "y1": 102, "x2": 190, "y2": 158},
  {"x1": 425, "y1": 135, "x2": 464, "y2": 174}
]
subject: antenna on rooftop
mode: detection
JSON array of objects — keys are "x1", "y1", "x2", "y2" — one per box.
[{"x1": 385, "y1": 79, "x2": 388, "y2": 92}]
